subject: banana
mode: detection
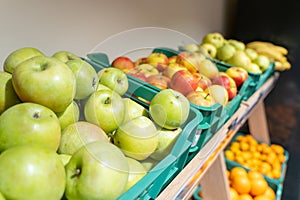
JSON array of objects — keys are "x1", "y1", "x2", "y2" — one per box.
[
  {"x1": 272, "y1": 45, "x2": 288, "y2": 55},
  {"x1": 274, "y1": 61, "x2": 291, "y2": 71},
  {"x1": 252, "y1": 47, "x2": 284, "y2": 61},
  {"x1": 247, "y1": 41, "x2": 288, "y2": 56}
]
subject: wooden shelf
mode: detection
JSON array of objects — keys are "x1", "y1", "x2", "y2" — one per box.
[{"x1": 157, "y1": 72, "x2": 280, "y2": 200}]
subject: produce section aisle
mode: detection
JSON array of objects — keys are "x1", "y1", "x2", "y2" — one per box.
[{"x1": 156, "y1": 72, "x2": 280, "y2": 200}]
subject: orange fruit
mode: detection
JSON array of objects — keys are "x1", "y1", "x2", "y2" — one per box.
[
  {"x1": 259, "y1": 162, "x2": 272, "y2": 175},
  {"x1": 271, "y1": 168, "x2": 281, "y2": 179},
  {"x1": 248, "y1": 170, "x2": 264, "y2": 180},
  {"x1": 263, "y1": 186, "x2": 276, "y2": 200},
  {"x1": 240, "y1": 141, "x2": 250, "y2": 151},
  {"x1": 229, "y1": 187, "x2": 239, "y2": 200},
  {"x1": 235, "y1": 155, "x2": 245, "y2": 165},
  {"x1": 253, "y1": 194, "x2": 273, "y2": 200},
  {"x1": 270, "y1": 144, "x2": 284, "y2": 155},
  {"x1": 265, "y1": 152, "x2": 277, "y2": 165},
  {"x1": 239, "y1": 193, "x2": 254, "y2": 200},
  {"x1": 231, "y1": 176, "x2": 251, "y2": 194},
  {"x1": 241, "y1": 151, "x2": 252, "y2": 160},
  {"x1": 277, "y1": 154, "x2": 285, "y2": 163},
  {"x1": 236, "y1": 135, "x2": 245, "y2": 142},
  {"x1": 225, "y1": 149, "x2": 235, "y2": 161},
  {"x1": 250, "y1": 178, "x2": 268, "y2": 196},
  {"x1": 248, "y1": 138, "x2": 258, "y2": 146},
  {"x1": 230, "y1": 167, "x2": 248, "y2": 180}
]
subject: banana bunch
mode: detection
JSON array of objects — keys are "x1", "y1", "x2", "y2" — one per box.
[{"x1": 246, "y1": 41, "x2": 291, "y2": 71}]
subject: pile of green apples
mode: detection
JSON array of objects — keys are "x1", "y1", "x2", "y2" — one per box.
[
  {"x1": 182, "y1": 32, "x2": 272, "y2": 74},
  {"x1": 0, "y1": 47, "x2": 191, "y2": 200}
]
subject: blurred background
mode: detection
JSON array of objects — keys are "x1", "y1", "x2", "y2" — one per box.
[{"x1": 0, "y1": 0, "x2": 298, "y2": 199}]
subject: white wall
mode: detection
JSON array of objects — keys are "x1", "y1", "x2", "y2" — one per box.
[{"x1": 0, "y1": 0, "x2": 227, "y2": 70}]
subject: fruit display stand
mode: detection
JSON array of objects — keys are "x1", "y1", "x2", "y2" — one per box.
[{"x1": 155, "y1": 71, "x2": 281, "y2": 199}]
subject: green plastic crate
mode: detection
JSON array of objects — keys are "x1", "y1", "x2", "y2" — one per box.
[{"x1": 225, "y1": 132, "x2": 289, "y2": 186}]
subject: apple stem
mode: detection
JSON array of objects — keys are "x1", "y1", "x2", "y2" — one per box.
[
  {"x1": 33, "y1": 112, "x2": 40, "y2": 119},
  {"x1": 71, "y1": 168, "x2": 81, "y2": 178},
  {"x1": 204, "y1": 93, "x2": 209, "y2": 99},
  {"x1": 104, "y1": 97, "x2": 111, "y2": 104}
]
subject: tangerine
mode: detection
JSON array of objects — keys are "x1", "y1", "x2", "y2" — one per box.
[
  {"x1": 231, "y1": 176, "x2": 251, "y2": 194},
  {"x1": 239, "y1": 193, "x2": 254, "y2": 200},
  {"x1": 250, "y1": 178, "x2": 268, "y2": 196},
  {"x1": 230, "y1": 167, "x2": 248, "y2": 180}
]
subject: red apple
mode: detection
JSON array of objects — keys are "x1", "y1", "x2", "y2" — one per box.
[
  {"x1": 216, "y1": 72, "x2": 237, "y2": 100},
  {"x1": 163, "y1": 62, "x2": 187, "y2": 79},
  {"x1": 111, "y1": 56, "x2": 135, "y2": 73},
  {"x1": 169, "y1": 70, "x2": 198, "y2": 96},
  {"x1": 127, "y1": 69, "x2": 147, "y2": 82},
  {"x1": 176, "y1": 51, "x2": 205, "y2": 74},
  {"x1": 225, "y1": 66, "x2": 248, "y2": 88},
  {"x1": 193, "y1": 73, "x2": 212, "y2": 91},
  {"x1": 186, "y1": 91, "x2": 214, "y2": 107},
  {"x1": 146, "y1": 74, "x2": 170, "y2": 90},
  {"x1": 132, "y1": 64, "x2": 159, "y2": 78},
  {"x1": 135, "y1": 57, "x2": 148, "y2": 66},
  {"x1": 147, "y1": 52, "x2": 169, "y2": 72}
]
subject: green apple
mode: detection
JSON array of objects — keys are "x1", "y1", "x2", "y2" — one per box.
[
  {"x1": 66, "y1": 59, "x2": 99, "y2": 100},
  {"x1": 4, "y1": 47, "x2": 45, "y2": 73},
  {"x1": 205, "y1": 85, "x2": 229, "y2": 106},
  {"x1": 242, "y1": 63, "x2": 262, "y2": 74},
  {"x1": 182, "y1": 43, "x2": 200, "y2": 52},
  {"x1": 254, "y1": 55, "x2": 270, "y2": 72},
  {"x1": 216, "y1": 43, "x2": 236, "y2": 61},
  {"x1": 0, "y1": 145, "x2": 66, "y2": 200},
  {"x1": 227, "y1": 50, "x2": 251, "y2": 68},
  {"x1": 113, "y1": 116, "x2": 158, "y2": 160},
  {"x1": 150, "y1": 127, "x2": 182, "y2": 161},
  {"x1": 12, "y1": 56, "x2": 76, "y2": 112},
  {"x1": 56, "y1": 100, "x2": 80, "y2": 131},
  {"x1": 58, "y1": 153, "x2": 72, "y2": 166},
  {"x1": 0, "y1": 102, "x2": 61, "y2": 152},
  {"x1": 97, "y1": 83, "x2": 112, "y2": 91},
  {"x1": 200, "y1": 43, "x2": 217, "y2": 58},
  {"x1": 124, "y1": 157, "x2": 147, "y2": 192},
  {"x1": 65, "y1": 141, "x2": 129, "y2": 200},
  {"x1": 244, "y1": 48, "x2": 258, "y2": 61},
  {"x1": 0, "y1": 191, "x2": 5, "y2": 200},
  {"x1": 122, "y1": 97, "x2": 148, "y2": 124},
  {"x1": 98, "y1": 67, "x2": 128, "y2": 96},
  {"x1": 58, "y1": 121, "x2": 109, "y2": 155},
  {"x1": 227, "y1": 39, "x2": 246, "y2": 51},
  {"x1": 84, "y1": 89, "x2": 125, "y2": 134},
  {"x1": 197, "y1": 59, "x2": 220, "y2": 80},
  {"x1": 202, "y1": 32, "x2": 225, "y2": 48},
  {"x1": 149, "y1": 89, "x2": 190, "y2": 130},
  {"x1": 52, "y1": 50, "x2": 81, "y2": 63},
  {"x1": 0, "y1": 72, "x2": 20, "y2": 114}
]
